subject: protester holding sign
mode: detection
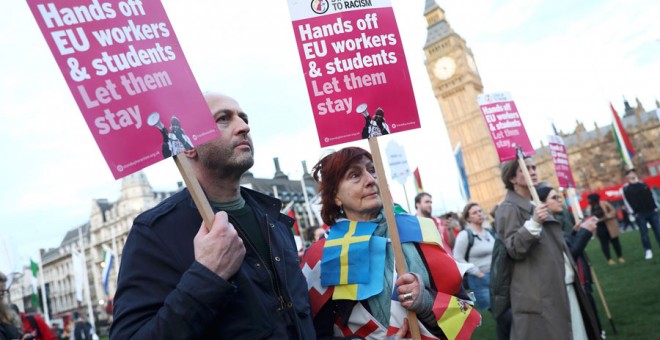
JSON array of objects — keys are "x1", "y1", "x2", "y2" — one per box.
[
  {"x1": 110, "y1": 93, "x2": 314, "y2": 339},
  {"x1": 301, "y1": 147, "x2": 478, "y2": 339},
  {"x1": 493, "y1": 158, "x2": 600, "y2": 340}
]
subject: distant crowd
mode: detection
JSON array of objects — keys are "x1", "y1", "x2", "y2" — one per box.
[
  {"x1": 5, "y1": 92, "x2": 658, "y2": 339},
  {"x1": 1, "y1": 272, "x2": 96, "y2": 340}
]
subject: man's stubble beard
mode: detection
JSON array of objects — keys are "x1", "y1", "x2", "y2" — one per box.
[
  {"x1": 422, "y1": 208, "x2": 432, "y2": 218},
  {"x1": 417, "y1": 206, "x2": 431, "y2": 218},
  {"x1": 197, "y1": 142, "x2": 254, "y2": 179}
]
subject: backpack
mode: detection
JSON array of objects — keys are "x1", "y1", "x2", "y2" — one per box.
[
  {"x1": 464, "y1": 228, "x2": 497, "y2": 262},
  {"x1": 489, "y1": 201, "x2": 527, "y2": 320},
  {"x1": 461, "y1": 228, "x2": 497, "y2": 290},
  {"x1": 488, "y1": 236, "x2": 513, "y2": 319}
]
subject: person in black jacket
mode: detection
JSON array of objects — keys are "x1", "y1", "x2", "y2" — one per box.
[
  {"x1": 622, "y1": 168, "x2": 660, "y2": 260},
  {"x1": 110, "y1": 93, "x2": 315, "y2": 340},
  {"x1": 72, "y1": 312, "x2": 93, "y2": 340}
]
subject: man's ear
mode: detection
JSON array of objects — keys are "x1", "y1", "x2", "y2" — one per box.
[{"x1": 183, "y1": 148, "x2": 197, "y2": 159}]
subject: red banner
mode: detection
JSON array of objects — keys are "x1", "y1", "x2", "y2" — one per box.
[
  {"x1": 547, "y1": 135, "x2": 576, "y2": 188},
  {"x1": 478, "y1": 92, "x2": 534, "y2": 162},
  {"x1": 27, "y1": 0, "x2": 219, "y2": 179},
  {"x1": 287, "y1": 0, "x2": 419, "y2": 147}
]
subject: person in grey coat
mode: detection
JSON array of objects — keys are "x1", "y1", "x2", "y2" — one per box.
[{"x1": 494, "y1": 157, "x2": 600, "y2": 340}]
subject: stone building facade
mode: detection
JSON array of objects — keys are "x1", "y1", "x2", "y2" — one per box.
[
  {"x1": 240, "y1": 158, "x2": 321, "y2": 238},
  {"x1": 534, "y1": 99, "x2": 660, "y2": 192},
  {"x1": 10, "y1": 159, "x2": 319, "y2": 329},
  {"x1": 10, "y1": 172, "x2": 179, "y2": 327}
]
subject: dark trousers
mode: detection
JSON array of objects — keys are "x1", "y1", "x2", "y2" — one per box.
[
  {"x1": 596, "y1": 223, "x2": 622, "y2": 260},
  {"x1": 495, "y1": 308, "x2": 512, "y2": 340},
  {"x1": 634, "y1": 211, "x2": 660, "y2": 250},
  {"x1": 621, "y1": 217, "x2": 636, "y2": 231}
]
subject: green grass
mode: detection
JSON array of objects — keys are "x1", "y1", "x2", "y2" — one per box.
[{"x1": 470, "y1": 230, "x2": 660, "y2": 339}]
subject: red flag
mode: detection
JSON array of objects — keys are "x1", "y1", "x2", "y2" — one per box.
[
  {"x1": 610, "y1": 103, "x2": 635, "y2": 169},
  {"x1": 414, "y1": 167, "x2": 423, "y2": 193},
  {"x1": 288, "y1": 209, "x2": 300, "y2": 236}
]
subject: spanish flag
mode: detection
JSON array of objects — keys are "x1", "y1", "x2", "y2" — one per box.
[{"x1": 433, "y1": 293, "x2": 481, "y2": 340}]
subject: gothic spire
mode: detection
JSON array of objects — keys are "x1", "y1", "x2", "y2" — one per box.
[
  {"x1": 424, "y1": 1, "x2": 454, "y2": 48},
  {"x1": 273, "y1": 157, "x2": 288, "y2": 180},
  {"x1": 623, "y1": 97, "x2": 634, "y2": 117},
  {"x1": 424, "y1": 0, "x2": 439, "y2": 14}
]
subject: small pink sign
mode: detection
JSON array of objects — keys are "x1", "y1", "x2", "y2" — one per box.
[
  {"x1": 547, "y1": 135, "x2": 576, "y2": 188},
  {"x1": 27, "y1": 0, "x2": 220, "y2": 179},
  {"x1": 287, "y1": 0, "x2": 419, "y2": 147},
  {"x1": 477, "y1": 92, "x2": 534, "y2": 162}
]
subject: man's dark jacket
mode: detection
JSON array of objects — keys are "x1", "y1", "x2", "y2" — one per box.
[{"x1": 110, "y1": 187, "x2": 315, "y2": 339}]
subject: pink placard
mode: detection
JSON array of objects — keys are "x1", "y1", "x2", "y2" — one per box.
[
  {"x1": 547, "y1": 135, "x2": 576, "y2": 188},
  {"x1": 287, "y1": 0, "x2": 419, "y2": 147},
  {"x1": 477, "y1": 92, "x2": 534, "y2": 162},
  {"x1": 27, "y1": 0, "x2": 220, "y2": 179}
]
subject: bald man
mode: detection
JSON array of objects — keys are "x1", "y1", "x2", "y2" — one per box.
[{"x1": 111, "y1": 94, "x2": 314, "y2": 339}]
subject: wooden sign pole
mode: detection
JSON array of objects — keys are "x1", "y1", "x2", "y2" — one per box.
[
  {"x1": 402, "y1": 184, "x2": 411, "y2": 213},
  {"x1": 566, "y1": 187, "x2": 583, "y2": 226},
  {"x1": 517, "y1": 148, "x2": 540, "y2": 205},
  {"x1": 368, "y1": 137, "x2": 421, "y2": 340},
  {"x1": 174, "y1": 154, "x2": 215, "y2": 230}
]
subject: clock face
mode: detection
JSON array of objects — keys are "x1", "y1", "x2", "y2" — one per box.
[
  {"x1": 467, "y1": 55, "x2": 478, "y2": 74},
  {"x1": 433, "y1": 57, "x2": 456, "y2": 80}
]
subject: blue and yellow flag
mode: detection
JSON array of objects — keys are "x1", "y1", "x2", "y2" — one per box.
[
  {"x1": 396, "y1": 214, "x2": 443, "y2": 247},
  {"x1": 320, "y1": 220, "x2": 386, "y2": 300},
  {"x1": 321, "y1": 220, "x2": 377, "y2": 286},
  {"x1": 332, "y1": 236, "x2": 386, "y2": 300}
]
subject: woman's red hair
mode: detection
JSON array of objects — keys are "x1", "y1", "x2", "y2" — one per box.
[{"x1": 312, "y1": 147, "x2": 372, "y2": 226}]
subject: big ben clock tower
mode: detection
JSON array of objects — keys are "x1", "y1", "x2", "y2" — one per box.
[{"x1": 424, "y1": 0, "x2": 503, "y2": 211}]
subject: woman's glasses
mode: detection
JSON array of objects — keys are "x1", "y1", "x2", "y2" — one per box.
[{"x1": 550, "y1": 195, "x2": 562, "y2": 201}]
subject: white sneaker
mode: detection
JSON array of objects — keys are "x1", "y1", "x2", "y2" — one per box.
[{"x1": 645, "y1": 250, "x2": 653, "y2": 260}]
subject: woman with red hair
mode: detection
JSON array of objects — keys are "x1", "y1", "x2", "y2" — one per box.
[{"x1": 301, "y1": 147, "x2": 476, "y2": 339}]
